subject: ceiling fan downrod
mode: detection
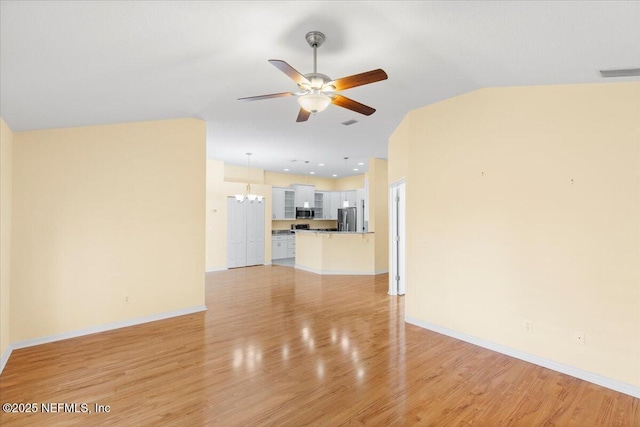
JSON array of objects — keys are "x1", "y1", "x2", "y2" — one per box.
[{"x1": 305, "y1": 31, "x2": 325, "y2": 74}]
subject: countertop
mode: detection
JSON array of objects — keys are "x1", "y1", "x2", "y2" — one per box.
[{"x1": 294, "y1": 230, "x2": 374, "y2": 235}]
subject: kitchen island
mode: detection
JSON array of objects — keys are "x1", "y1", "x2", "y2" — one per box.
[{"x1": 295, "y1": 230, "x2": 377, "y2": 275}]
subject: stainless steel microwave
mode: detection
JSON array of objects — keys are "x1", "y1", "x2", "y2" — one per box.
[{"x1": 296, "y1": 207, "x2": 314, "y2": 219}]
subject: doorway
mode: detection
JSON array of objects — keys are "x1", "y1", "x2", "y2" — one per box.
[{"x1": 389, "y1": 180, "x2": 406, "y2": 295}]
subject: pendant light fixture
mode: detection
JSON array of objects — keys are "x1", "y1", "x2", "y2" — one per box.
[
  {"x1": 342, "y1": 157, "x2": 350, "y2": 207},
  {"x1": 303, "y1": 161, "x2": 310, "y2": 208},
  {"x1": 235, "y1": 153, "x2": 263, "y2": 203}
]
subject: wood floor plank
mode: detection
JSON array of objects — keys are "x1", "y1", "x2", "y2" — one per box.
[{"x1": 0, "y1": 265, "x2": 638, "y2": 426}]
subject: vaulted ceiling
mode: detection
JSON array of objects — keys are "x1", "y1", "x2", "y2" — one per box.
[{"x1": 1, "y1": 1, "x2": 638, "y2": 177}]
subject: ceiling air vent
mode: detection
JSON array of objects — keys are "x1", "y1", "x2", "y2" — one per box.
[
  {"x1": 599, "y1": 68, "x2": 640, "y2": 78},
  {"x1": 342, "y1": 119, "x2": 358, "y2": 126}
]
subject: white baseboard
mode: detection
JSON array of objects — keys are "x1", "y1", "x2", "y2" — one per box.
[
  {"x1": 0, "y1": 345, "x2": 12, "y2": 374},
  {"x1": 205, "y1": 267, "x2": 227, "y2": 273},
  {"x1": 9, "y1": 305, "x2": 207, "y2": 353},
  {"x1": 405, "y1": 316, "x2": 640, "y2": 399},
  {"x1": 294, "y1": 264, "x2": 378, "y2": 275}
]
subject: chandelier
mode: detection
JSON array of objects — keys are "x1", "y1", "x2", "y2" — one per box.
[{"x1": 235, "y1": 153, "x2": 263, "y2": 203}]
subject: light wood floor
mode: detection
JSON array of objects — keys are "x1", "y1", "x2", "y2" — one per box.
[{"x1": 1, "y1": 266, "x2": 638, "y2": 426}]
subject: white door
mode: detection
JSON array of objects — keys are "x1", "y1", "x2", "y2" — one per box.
[
  {"x1": 389, "y1": 181, "x2": 406, "y2": 295},
  {"x1": 227, "y1": 197, "x2": 265, "y2": 268},
  {"x1": 246, "y1": 200, "x2": 265, "y2": 266},
  {"x1": 227, "y1": 197, "x2": 247, "y2": 268}
]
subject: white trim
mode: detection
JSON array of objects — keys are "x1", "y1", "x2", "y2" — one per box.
[
  {"x1": 10, "y1": 305, "x2": 207, "y2": 351},
  {"x1": 205, "y1": 267, "x2": 227, "y2": 273},
  {"x1": 0, "y1": 345, "x2": 13, "y2": 374},
  {"x1": 405, "y1": 316, "x2": 640, "y2": 399},
  {"x1": 294, "y1": 264, "x2": 379, "y2": 276}
]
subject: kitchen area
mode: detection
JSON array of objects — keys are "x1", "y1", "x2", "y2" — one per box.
[{"x1": 271, "y1": 183, "x2": 378, "y2": 274}]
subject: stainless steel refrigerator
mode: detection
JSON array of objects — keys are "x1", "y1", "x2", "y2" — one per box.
[{"x1": 337, "y1": 207, "x2": 357, "y2": 232}]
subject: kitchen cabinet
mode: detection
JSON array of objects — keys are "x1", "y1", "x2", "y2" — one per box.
[
  {"x1": 330, "y1": 191, "x2": 341, "y2": 220},
  {"x1": 292, "y1": 184, "x2": 315, "y2": 208},
  {"x1": 340, "y1": 190, "x2": 357, "y2": 209},
  {"x1": 322, "y1": 191, "x2": 332, "y2": 219},
  {"x1": 284, "y1": 190, "x2": 295, "y2": 219},
  {"x1": 314, "y1": 191, "x2": 336, "y2": 219},
  {"x1": 272, "y1": 235, "x2": 288, "y2": 260},
  {"x1": 287, "y1": 235, "x2": 295, "y2": 258},
  {"x1": 271, "y1": 187, "x2": 295, "y2": 220},
  {"x1": 272, "y1": 234, "x2": 295, "y2": 260},
  {"x1": 272, "y1": 187, "x2": 284, "y2": 219},
  {"x1": 314, "y1": 192, "x2": 325, "y2": 218}
]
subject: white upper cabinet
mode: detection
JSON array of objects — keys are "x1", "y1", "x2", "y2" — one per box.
[
  {"x1": 292, "y1": 184, "x2": 315, "y2": 208},
  {"x1": 340, "y1": 190, "x2": 357, "y2": 209},
  {"x1": 330, "y1": 192, "x2": 341, "y2": 220},
  {"x1": 272, "y1": 187, "x2": 285, "y2": 219},
  {"x1": 314, "y1": 191, "x2": 325, "y2": 219},
  {"x1": 313, "y1": 191, "x2": 335, "y2": 219},
  {"x1": 272, "y1": 187, "x2": 296, "y2": 220},
  {"x1": 284, "y1": 189, "x2": 295, "y2": 219}
]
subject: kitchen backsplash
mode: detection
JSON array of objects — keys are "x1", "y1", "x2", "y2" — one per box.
[{"x1": 271, "y1": 219, "x2": 338, "y2": 230}]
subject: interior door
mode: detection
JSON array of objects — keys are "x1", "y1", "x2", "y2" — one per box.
[
  {"x1": 227, "y1": 197, "x2": 247, "y2": 268},
  {"x1": 246, "y1": 200, "x2": 265, "y2": 266}
]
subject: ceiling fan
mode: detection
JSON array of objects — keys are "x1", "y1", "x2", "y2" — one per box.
[{"x1": 238, "y1": 31, "x2": 388, "y2": 122}]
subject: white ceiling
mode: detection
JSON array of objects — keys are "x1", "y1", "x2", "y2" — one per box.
[{"x1": 1, "y1": 1, "x2": 639, "y2": 178}]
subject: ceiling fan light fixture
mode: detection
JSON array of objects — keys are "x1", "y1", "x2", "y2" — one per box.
[{"x1": 298, "y1": 93, "x2": 331, "y2": 113}]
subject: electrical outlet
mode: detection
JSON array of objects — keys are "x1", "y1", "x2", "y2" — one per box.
[
  {"x1": 125, "y1": 295, "x2": 130, "y2": 303},
  {"x1": 523, "y1": 319, "x2": 532, "y2": 333},
  {"x1": 574, "y1": 331, "x2": 585, "y2": 345}
]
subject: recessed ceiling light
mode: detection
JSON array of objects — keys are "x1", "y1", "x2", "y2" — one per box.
[
  {"x1": 358, "y1": 162, "x2": 364, "y2": 165},
  {"x1": 332, "y1": 174, "x2": 337, "y2": 177},
  {"x1": 318, "y1": 163, "x2": 324, "y2": 166},
  {"x1": 284, "y1": 168, "x2": 289, "y2": 171},
  {"x1": 353, "y1": 168, "x2": 359, "y2": 171},
  {"x1": 310, "y1": 171, "x2": 315, "y2": 175}
]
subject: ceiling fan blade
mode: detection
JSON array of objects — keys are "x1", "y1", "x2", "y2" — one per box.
[
  {"x1": 327, "y1": 69, "x2": 388, "y2": 91},
  {"x1": 238, "y1": 92, "x2": 294, "y2": 101},
  {"x1": 331, "y1": 95, "x2": 376, "y2": 116},
  {"x1": 296, "y1": 108, "x2": 311, "y2": 122},
  {"x1": 269, "y1": 60, "x2": 311, "y2": 86}
]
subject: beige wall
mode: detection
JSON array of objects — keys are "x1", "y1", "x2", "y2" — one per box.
[
  {"x1": 334, "y1": 175, "x2": 365, "y2": 191},
  {"x1": 11, "y1": 119, "x2": 206, "y2": 343},
  {"x1": 265, "y1": 171, "x2": 364, "y2": 191},
  {"x1": 265, "y1": 171, "x2": 336, "y2": 190},
  {"x1": 388, "y1": 113, "x2": 410, "y2": 185},
  {"x1": 225, "y1": 164, "x2": 265, "y2": 184},
  {"x1": 0, "y1": 118, "x2": 13, "y2": 359},
  {"x1": 368, "y1": 158, "x2": 389, "y2": 272},
  {"x1": 392, "y1": 82, "x2": 640, "y2": 387}
]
